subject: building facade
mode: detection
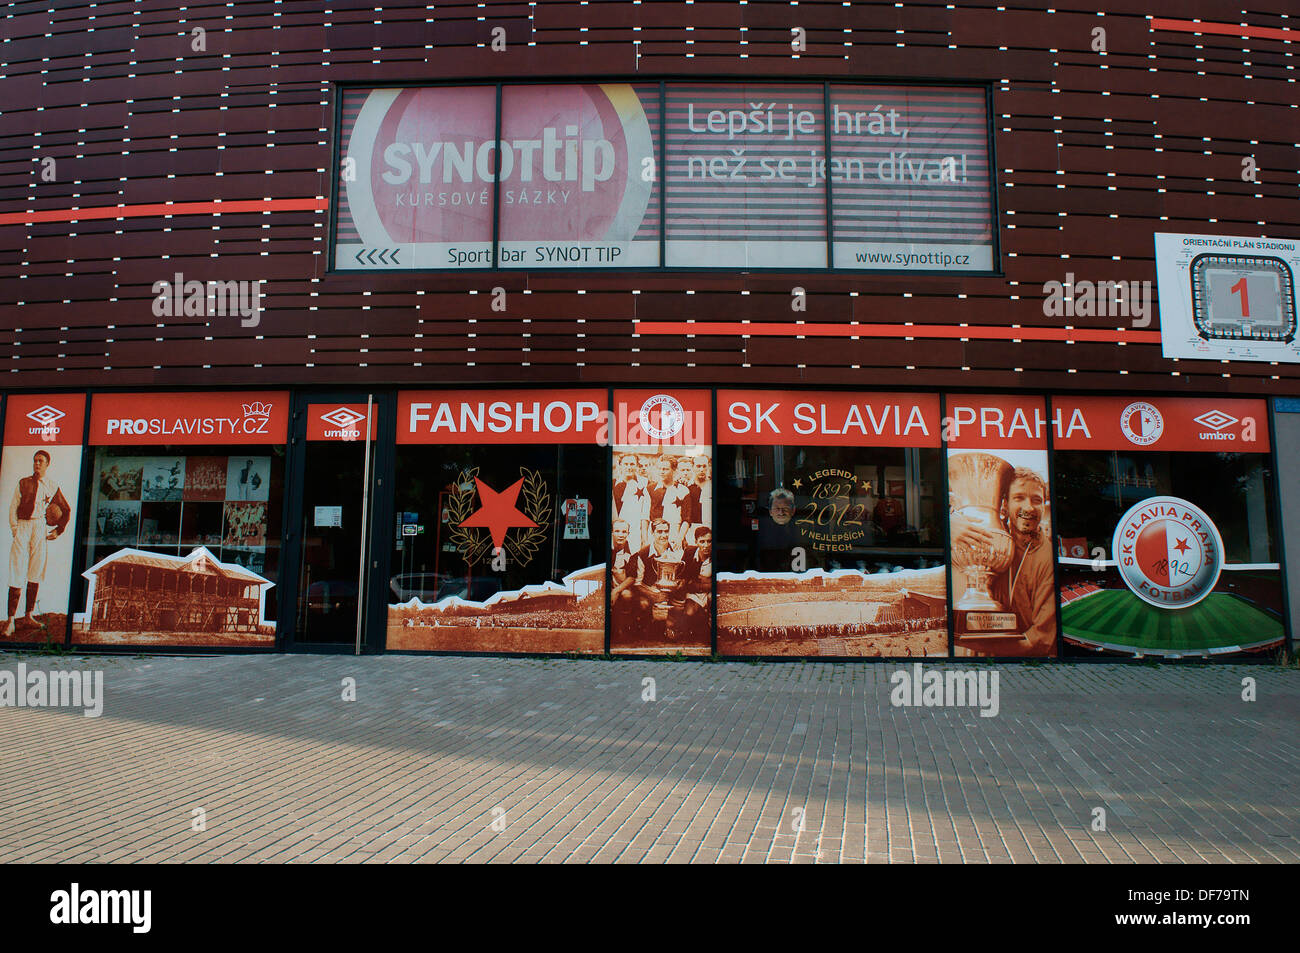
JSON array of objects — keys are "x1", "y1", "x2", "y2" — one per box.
[{"x1": 0, "y1": 2, "x2": 1296, "y2": 659}]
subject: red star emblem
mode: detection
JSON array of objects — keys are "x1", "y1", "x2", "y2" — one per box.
[
  {"x1": 1173, "y1": 537, "x2": 1190, "y2": 555},
  {"x1": 459, "y1": 477, "x2": 538, "y2": 551}
]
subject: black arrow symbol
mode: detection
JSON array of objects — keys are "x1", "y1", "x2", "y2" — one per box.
[{"x1": 355, "y1": 247, "x2": 401, "y2": 266}]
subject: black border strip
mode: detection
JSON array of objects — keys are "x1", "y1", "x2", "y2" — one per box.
[
  {"x1": 1266, "y1": 398, "x2": 1294, "y2": 652},
  {"x1": 1045, "y1": 393, "x2": 1064, "y2": 660},
  {"x1": 491, "y1": 83, "x2": 504, "y2": 269},
  {"x1": 603, "y1": 385, "x2": 614, "y2": 657},
  {"x1": 63, "y1": 396, "x2": 95, "y2": 651},
  {"x1": 710, "y1": 386, "x2": 719, "y2": 657},
  {"x1": 941, "y1": 393, "x2": 956, "y2": 660},
  {"x1": 327, "y1": 83, "x2": 342, "y2": 274},
  {"x1": 985, "y1": 82, "x2": 1003, "y2": 277},
  {"x1": 822, "y1": 81, "x2": 835, "y2": 270}
]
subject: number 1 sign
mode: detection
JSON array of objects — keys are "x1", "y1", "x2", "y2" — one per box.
[{"x1": 1155, "y1": 232, "x2": 1300, "y2": 363}]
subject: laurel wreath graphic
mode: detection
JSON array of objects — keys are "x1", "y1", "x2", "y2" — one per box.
[
  {"x1": 447, "y1": 466, "x2": 551, "y2": 567},
  {"x1": 446, "y1": 467, "x2": 490, "y2": 566}
]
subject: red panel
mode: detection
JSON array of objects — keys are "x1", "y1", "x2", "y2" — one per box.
[
  {"x1": 89, "y1": 392, "x2": 290, "y2": 445},
  {"x1": 1051, "y1": 395, "x2": 1270, "y2": 452},
  {"x1": 3, "y1": 393, "x2": 86, "y2": 446},
  {"x1": 397, "y1": 389, "x2": 607, "y2": 444},
  {"x1": 612, "y1": 389, "x2": 711, "y2": 447},
  {"x1": 306, "y1": 402, "x2": 378, "y2": 442},
  {"x1": 718, "y1": 390, "x2": 941, "y2": 447},
  {"x1": 945, "y1": 394, "x2": 1050, "y2": 450}
]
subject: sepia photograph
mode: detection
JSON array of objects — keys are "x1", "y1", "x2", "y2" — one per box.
[
  {"x1": 609, "y1": 445, "x2": 712, "y2": 654},
  {"x1": 387, "y1": 566, "x2": 605, "y2": 654},
  {"x1": 0, "y1": 444, "x2": 80, "y2": 642},
  {"x1": 96, "y1": 457, "x2": 143, "y2": 501},
  {"x1": 223, "y1": 501, "x2": 268, "y2": 550},
  {"x1": 718, "y1": 565, "x2": 947, "y2": 657},
  {"x1": 73, "y1": 547, "x2": 275, "y2": 646},
  {"x1": 948, "y1": 448, "x2": 1056, "y2": 658},
  {"x1": 184, "y1": 456, "x2": 229, "y2": 502}
]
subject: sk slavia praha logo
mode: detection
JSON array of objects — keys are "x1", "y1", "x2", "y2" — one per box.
[
  {"x1": 1119, "y1": 401, "x2": 1163, "y2": 446},
  {"x1": 1112, "y1": 496, "x2": 1223, "y2": 609},
  {"x1": 639, "y1": 394, "x2": 684, "y2": 440}
]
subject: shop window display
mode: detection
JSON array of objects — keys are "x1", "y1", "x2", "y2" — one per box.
[
  {"x1": 72, "y1": 392, "x2": 289, "y2": 647},
  {"x1": 716, "y1": 391, "x2": 947, "y2": 657},
  {"x1": 387, "y1": 390, "x2": 608, "y2": 654},
  {"x1": 1052, "y1": 396, "x2": 1284, "y2": 658},
  {"x1": 76, "y1": 446, "x2": 284, "y2": 646}
]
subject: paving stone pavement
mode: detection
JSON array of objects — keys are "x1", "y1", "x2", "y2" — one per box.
[{"x1": 0, "y1": 653, "x2": 1296, "y2": 864}]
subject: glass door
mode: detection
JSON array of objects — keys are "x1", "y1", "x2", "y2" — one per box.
[{"x1": 285, "y1": 395, "x2": 388, "y2": 652}]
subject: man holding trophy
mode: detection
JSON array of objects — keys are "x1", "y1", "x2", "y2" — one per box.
[
  {"x1": 949, "y1": 454, "x2": 1055, "y2": 655},
  {"x1": 617, "y1": 518, "x2": 681, "y2": 638}
]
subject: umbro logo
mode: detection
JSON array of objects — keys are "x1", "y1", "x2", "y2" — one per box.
[
  {"x1": 320, "y1": 407, "x2": 366, "y2": 429},
  {"x1": 1194, "y1": 409, "x2": 1241, "y2": 442},
  {"x1": 319, "y1": 406, "x2": 367, "y2": 439},
  {"x1": 1193, "y1": 410, "x2": 1237, "y2": 431},
  {"x1": 25, "y1": 404, "x2": 65, "y2": 437},
  {"x1": 26, "y1": 405, "x2": 65, "y2": 426}
]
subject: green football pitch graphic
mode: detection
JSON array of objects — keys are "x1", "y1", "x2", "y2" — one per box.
[{"x1": 1061, "y1": 589, "x2": 1284, "y2": 653}]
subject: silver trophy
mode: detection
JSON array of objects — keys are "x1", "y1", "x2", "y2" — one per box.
[
  {"x1": 653, "y1": 549, "x2": 682, "y2": 596},
  {"x1": 948, "y1": 452, "x2": 1018, "y2": 634}
]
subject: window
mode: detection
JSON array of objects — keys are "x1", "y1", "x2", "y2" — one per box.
[
  {"x1": 1051, "y1": 395, "x2": 1283, "y2": 659},
  {"x1": 333, "y1": 81, "x2": 996, "y2": 273},
  {"x1": 388, "y1": 390, "x2": 608, "y2": 654},
  {"x1": 715, "y1": 390, "x2": 947, "y2": 657},
  {"x1": 73, "y1": 391, "x2": 290, "y2": 647},
  {"x1": 80, "y1": 445, "x2": 285, "y2": 646}
]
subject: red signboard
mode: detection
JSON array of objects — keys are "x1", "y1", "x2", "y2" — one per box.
[
  {"x1": 719, "y1": 390, "x2": 940, "y2": 447},
  {"x1": 398, "y1": 390, "x2": 607, "y2": 444},
  {"x1": 307, "y1": 403, "x2": 378, "y2": 442},
  {"x1": 3, "y1": 393, "x2": 86, "y2": 446},
  {"x1": 944, "y1": 394, "x2": 1051, "y2": 449},
  {"x1": 89, "y1": 392, "x2": 289, "y2": 445},
  {"x1": 612, "y1": 389, "x2": 712, "y2": 447},
  {"x1": 1050, "y1": 395, "x2": 1269, "y2": 452}
]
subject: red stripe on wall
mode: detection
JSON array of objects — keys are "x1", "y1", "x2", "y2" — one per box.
[
  {"x1": 634, "y1": 321, "x2": 1163, "y2": 343},
  {"x1": 0, "y1": 198, "x2": 329, "y2": 227},
  {"x1": 1150, "y1": 18, "x2": 1296, "y2": 42}
]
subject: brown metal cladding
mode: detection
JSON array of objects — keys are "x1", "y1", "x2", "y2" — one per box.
[{"x1": 0, "y1": 1, "x2": 1297, "y2": 393}]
